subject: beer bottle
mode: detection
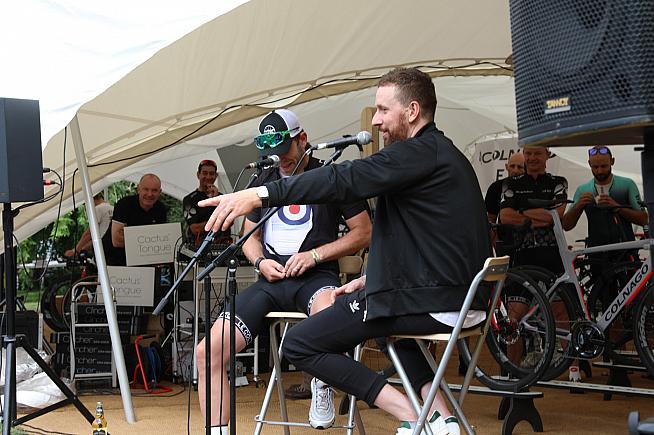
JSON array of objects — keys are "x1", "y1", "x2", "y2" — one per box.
[{"x1": 91, "y1": 401, "x2": 108, "y2": 434}]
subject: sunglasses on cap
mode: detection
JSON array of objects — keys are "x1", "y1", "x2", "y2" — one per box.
[
  {"x1": 588, "y1": 146, "x2": 611, "y2": 156},
  {"x1": 254, "y1": 127, "x2": 300, "y2": 150}
]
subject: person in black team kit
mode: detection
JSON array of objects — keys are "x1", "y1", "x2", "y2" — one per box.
[
  {"x1": 199, "y1": 68, "x2": 491, "y2": 435},
  {"x1": 103, "y1": 173, "x2": 167, "y2": 266},
  {"x1": 498, "y1": 146, "x2": 574, "y2": 379},
  {"x1": 195, "y1": 109, "x2": 372, "y2": 435},
  {"x1": 182, "y1": 159, "x2": 231, "y2": 246},
  {"x1": 485, "y1": 151, "x2": 525, "y2": 255}
]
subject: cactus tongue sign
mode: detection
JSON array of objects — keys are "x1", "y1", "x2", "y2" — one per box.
[
  {"x1": 124, "y1": 222, "x2": 181, "y2": 266},
  {"x1": 98, "y1": 266, "x2": 155, "y2": 307}
]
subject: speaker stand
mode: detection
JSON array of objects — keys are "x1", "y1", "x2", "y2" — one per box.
[{"x1": 2, "y1": 203, "x2": 94, "y2": 434}]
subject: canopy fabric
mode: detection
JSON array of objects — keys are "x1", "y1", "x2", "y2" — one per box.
[
  {"x1": 4, "y1": 0, "x2": 645, "y2": 246},
  {"x1": 10, "y1": 0, "x2": 514, "y2": 242}
]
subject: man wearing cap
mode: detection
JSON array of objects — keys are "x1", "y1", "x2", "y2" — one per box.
[
  {"x1": 195, "y1": 109, "x2": 372, "y2": 434},
  {"x1": 183, "y1": 159, "x2": 230, "y2": 246}
]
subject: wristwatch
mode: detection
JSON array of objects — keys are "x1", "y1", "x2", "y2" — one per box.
[
  {"x1": 253, "y1": 256, "x2": 266, "y2": 274},
  {"x1": 257, "y1": 185, "x2": 270, "y2": 208}
]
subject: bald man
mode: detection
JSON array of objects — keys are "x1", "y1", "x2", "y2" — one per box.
[
  {"x1": 484, "y1": 152, "x2": 525, "y2": 255},
  {"x1": 485, "y1": 152, "x2": 525, "y2": 225},
  {"x1": 103, "y1": 173, "x2": 168, "y2": 266}
]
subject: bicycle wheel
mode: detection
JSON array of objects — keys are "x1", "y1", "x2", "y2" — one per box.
[
  {"x1": 41, "y1": 277, "x2": 73, "y2": 332},
  {"x1": 634, "y1": 284, "x2": 654, "y2": 377},
  {"x1": 458, "y1": 270, "x2": 556, "y2": 391},
  {"x1": 513, "y1": 266, "x2": 582, "y2": 380}
]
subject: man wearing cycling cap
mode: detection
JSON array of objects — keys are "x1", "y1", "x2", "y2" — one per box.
[{"x1": 196, "y1": 109, "x2": 372, "y2": 435}]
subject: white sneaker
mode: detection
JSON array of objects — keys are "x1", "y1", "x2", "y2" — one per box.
[
  {"x1": 445, "y1": 416, "x2": 460, "y2": 435},
  {"x1": 309, "y1": 378, "x2": 335, "y2": 429},
  {"x1": 569, "y1": 365, "x2": 582, "y2": 382},
  {"x1": 395, "y1": 413, "x2": 450, "y2": 435}
]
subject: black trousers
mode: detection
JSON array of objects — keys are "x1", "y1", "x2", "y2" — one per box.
[{"x1": 283, "y1": 289, "x2": 452, "y2": 407}]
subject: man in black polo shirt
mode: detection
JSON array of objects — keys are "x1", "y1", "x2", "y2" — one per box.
[
  {"x1": 104, "y1": 173, "x2": 167, "y2": 266},
  {"x1": 195, "y1": 109, "x2": 372, "y2": 434},
  {"x1": 499, "y1": 146, "x2": 567, "y2": 270},
  {"x1": 182, "y1": 159, "x2": 231, "y2": 247},
  {"x1": 499, "y1": 146, "x2": 573, "y2": 378}
]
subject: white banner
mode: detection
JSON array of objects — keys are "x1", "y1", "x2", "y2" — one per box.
[
  {"x1": 471, "y1": 134, "x2": 561, "y2": 196},
  {"x1": 124, "y1": 222, "x2": 181, "y2": 266},
  {"x1": 98, "y1": 266, "x2": 155, "y2": 307}
]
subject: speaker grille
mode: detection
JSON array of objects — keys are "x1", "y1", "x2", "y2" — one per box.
[{"x1": 510, "y1": 0, "x2": 654, "y2": 146}]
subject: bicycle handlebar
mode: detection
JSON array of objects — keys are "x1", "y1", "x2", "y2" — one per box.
[{"x1": 524, "y1": 198, "x2": 572, "y2": 210}]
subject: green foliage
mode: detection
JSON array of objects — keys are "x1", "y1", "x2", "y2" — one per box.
[{"x1": 0, "y1": 423, "x2": 26, "y2": 434}]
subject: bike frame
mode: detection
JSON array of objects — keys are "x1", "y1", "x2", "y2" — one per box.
[{"x1": 544, "y1": 208, "x2": 652, "y2": 334}]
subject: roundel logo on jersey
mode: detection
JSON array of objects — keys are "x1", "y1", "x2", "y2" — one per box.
[{"x1": 277, "y1": 204, "x2": 312, "y2": 225}]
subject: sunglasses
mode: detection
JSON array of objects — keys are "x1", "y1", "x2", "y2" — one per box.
[
  {"x1": 254, "y1": 127, "x2": 299, "y2": 150},
  {"x1": 588, "y1": 146, "x2": 611, "y2": 156}
]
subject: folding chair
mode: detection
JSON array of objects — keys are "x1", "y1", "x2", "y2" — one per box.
[
  {"x1": 385, "y1": 256, "x2": 510, "y2": 435},
  {"x1": 253, "y1": 255, "x2": 367, "y2": 434}
]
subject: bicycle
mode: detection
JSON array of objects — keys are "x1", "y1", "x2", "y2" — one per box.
[
  {"x1": 457, "y1": 268, "x2": 557, "y2": 391},
  {"x1": 40, "y1": 251, "x2": 98, "y2": 332},
  {"x1": 518, "y1": 198, "x2": 654, "y2": 380}
]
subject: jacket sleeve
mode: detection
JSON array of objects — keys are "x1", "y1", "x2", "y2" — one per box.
[{"x1": 266, "y1": 137, "x2": 439, "y2": 206}]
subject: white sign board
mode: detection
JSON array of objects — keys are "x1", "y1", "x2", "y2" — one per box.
[
  {"x1": 471, "y1": 134, "x2": 561, "y2": 196},
  {"x1": 124, "y1": 222, "x2": 181, "y2": 266},
  {"x1": 98, "y1": 266, "x2": 156, "y2": 307}
]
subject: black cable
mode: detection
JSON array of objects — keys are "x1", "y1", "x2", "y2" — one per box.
[
  {"x1": 26, "y1": 127, "x2": 68, "y2": 284},
  {"x1": 14, "y1": 167, "x2": 64, "y2": 212},
  {"x1": 231, "y1": 167, "x2": 248, "y2": 192},
  {"x1": 74, "y1": 62, "x2": 505, "y2": 172}
]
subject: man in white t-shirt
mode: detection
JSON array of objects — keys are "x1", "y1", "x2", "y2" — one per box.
[{"x1": 64, "y1": 193, "x2": 114, "y2": 258}]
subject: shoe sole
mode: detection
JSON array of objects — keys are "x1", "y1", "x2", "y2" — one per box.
[{"x1": 309, "y1": 418, "x2": 335, "y2": 430}]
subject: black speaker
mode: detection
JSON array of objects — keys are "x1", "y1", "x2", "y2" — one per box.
[
  {"x1": 510, "y1": 0, "x2": 654, "y2": 147},
  {"x1": 0, "y1": 97, "x2": 44, "y2": 202}
]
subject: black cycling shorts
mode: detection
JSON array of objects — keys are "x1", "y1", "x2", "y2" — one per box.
[{"x1": 218, "y1": 269, "x2": 339, "y2": 345}]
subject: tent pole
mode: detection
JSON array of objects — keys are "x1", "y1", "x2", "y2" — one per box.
[{"x1": 70, "y1": 115, "x2": 136, "y2": 424}]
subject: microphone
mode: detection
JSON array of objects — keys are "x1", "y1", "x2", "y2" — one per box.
[
  {"x1": 313, "y1": 131, "x2": 372, "y2": 150},
  {"x1": 245, "y1": 155, "x2": 281, "y2": 169}
]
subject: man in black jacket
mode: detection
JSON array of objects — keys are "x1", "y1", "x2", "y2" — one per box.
[{"x1": 199, "y1": 68, "x2": 490, "y2": 434}]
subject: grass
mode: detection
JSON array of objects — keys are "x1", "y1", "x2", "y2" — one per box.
[{"x1": 0, "y1": 424, "x2": 25, "y2": 434}]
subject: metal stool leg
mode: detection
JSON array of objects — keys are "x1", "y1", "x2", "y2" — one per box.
[
  {"x1": 386, "y1": 339, "x2": 434, "y2": 435},
  {"x1": 255, "y1": 314, "x2": 366, "y2": 434},
  {"x1": 254, "y1": 320, "x2": 291, "y2": 435},
  {"x1": 346, "y1": 344, "x2": 366, "y2": 435}
]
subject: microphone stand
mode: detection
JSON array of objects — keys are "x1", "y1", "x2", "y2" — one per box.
[
  {"x1": 196, "y1": 144, "x2": 348, "y2": 435},
  {"x1": 152, "y1": 168, "x2": 262, "y2": 435}
]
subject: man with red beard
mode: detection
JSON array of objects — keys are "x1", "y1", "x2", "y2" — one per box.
[{"x1": 198, "y1": 68, "x2": 491, "y2": 435}]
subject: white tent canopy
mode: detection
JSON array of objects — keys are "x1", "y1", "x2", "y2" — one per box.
[
  {"x1": 10, "y1": 0, "x2": 516, "y2": 242},
  {"x1": 8, "y1": 0, "x2": 644, "y2": 244}
]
